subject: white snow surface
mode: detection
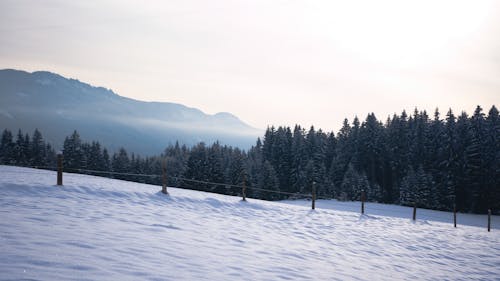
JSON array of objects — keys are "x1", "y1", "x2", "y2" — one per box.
[{"x1": 1, "y1": 165, "x2": 499, "y2": 281}]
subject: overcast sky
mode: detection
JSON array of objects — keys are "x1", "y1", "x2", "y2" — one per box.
[{"x1": 1, "y1": 0, "x2": 499, "y2": 131}]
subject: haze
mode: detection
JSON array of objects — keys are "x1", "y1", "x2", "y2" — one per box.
[{"x1": 1, "y1": 0, "x2": 499, "y2": 131}]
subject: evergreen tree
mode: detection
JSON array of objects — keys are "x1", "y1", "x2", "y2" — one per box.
[
  {"x1": 324, "y1": 132, "x2": 337, "y2": 174},
  {"x1": 31, "y1": 129, "x2": 46, "y2": 166},
  {"x1": 466, "y1": 106, "x2": 485, "y2": 212},
  {"x1": 386, "y1": 111, "x2": 410, "y2": 203},
  {"x1": 63, "y1": 130, "x2": 84, "y2": 169},
  {"x1": 340, "y1": 163, "x2": 369, "y2": 201},
  {"x1": 112, "y1": 147, "x2": 130, "y2": 180},
  {"x1": 0, "y1": 129, "x2": 14, "y2": 164},
  {"x1": 259, "y1": 160, "x2": 280, "y2": 200},
  {"x1": 304, "y1": 127, "x2": 328, "y2": 196},
  {"x1": 184, "y1": 143, "x2": 209, "y2": 191},
  {"x1": 45, "y1": 143, "x2": 57, "y2": 167},
  {"x1": 23, "y1": 133, "x2": 31, "y2": 164},
  {"x1": 164, "y1": 141, "x2": 188, "y2": 187},
  {"x1": 358, "y1": 113, "x2": 385, "y2": 200},
  {"x1": 14, "y1": 130, "x2": 26, "y2": 165},
  {"x1": 400, "y1": 166, "x2": 417, "y2": 206},
  {"x1": 439, "y1": 109, "x2": 458, "y2": 210},
  {"x1": 330, "y1": 119, "x2": 352, "y2": 192},
  {"x1": 483, "y1": 106, "x2": 499, "y2": 212},
  {"x1": 207, "y1": 142, "x2": 226, "y2": 194},
  {"x1": 454, "y1": 112, "x2": 471, "y2": 211},
  {"x1": 87, "y1": 141, "x2": 103, "y2": 171},
  {"x1": 415, "y1": 165, "x2": 437, "y2": 209},
  {"x1": 399, "y1": 165, "x2": 435, "y2": 208},
  {"x1": 291, "y1": 125, "x2": 307, "y2": 193},
  {"x1": 246, "y1": 138, "x2": 263, "y2": 198},
  {"x1": 262, "y1": 126, "x2": 276, "y2": 163},
  {"x1": 227, "y1": 149, "x2": 248, "y2": 196},
  {"x1": 274, "y1": 127, "x2": 293, "y2": 194}
]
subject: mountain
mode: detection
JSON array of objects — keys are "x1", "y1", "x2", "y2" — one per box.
[{"x1": 0, "y1": 69, "x2": 262, "y2": 155}]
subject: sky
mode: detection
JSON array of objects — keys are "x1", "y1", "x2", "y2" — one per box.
[{"x1": 1, "y1": 0, "x2": 499, "y2": 132}]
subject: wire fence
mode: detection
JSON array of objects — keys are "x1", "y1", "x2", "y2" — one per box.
[
  {"x1": 1, "y1": 164, "x2": 494, "y2": 231},
  {"x1": 7, "y1": 164, "x2": 312, "y2": 199}
]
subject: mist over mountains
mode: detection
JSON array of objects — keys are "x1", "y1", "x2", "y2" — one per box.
[{"x1": 0, "y1": 69, "x2": 261, "y2": 155}]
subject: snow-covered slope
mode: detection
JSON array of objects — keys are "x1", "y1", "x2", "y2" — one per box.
[{"x1": 1, "y1": 166, "x2": 499, "y2": 281}]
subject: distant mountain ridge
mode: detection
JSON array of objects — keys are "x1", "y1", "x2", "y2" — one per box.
[{"x1": 0, "y1": 69, "x2": 261, "y2": 155}]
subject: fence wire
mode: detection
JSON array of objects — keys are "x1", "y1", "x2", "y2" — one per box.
[
  {"x1": 1, "y1": 164, "x2": 494, "y2": 229},
  {"x1": 2, "y1": 164, "x2": 491, "y2": 222},
  {"x1": 3, "y1": 164, "x2": 312, "y2": 198}
]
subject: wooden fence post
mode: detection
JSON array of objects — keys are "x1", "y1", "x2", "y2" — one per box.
[
  {"x1": 241, "y1": 174, "x2": 247, "y2": 201},
  {"x1": 453, "y1": 203, "x2": 457, "y2": 228},
  {"x1": 361, "y1": 190, "x2": 366, "y2": 215},
  {"x1": 488, "y1": 209, "x2": 491, "y2": 232},
  {"x1": 161, "y1": 158, "x2": 168, "y2": 194},
  {"x1": 312, "y1": 181, "x2": 316, "y2": 210},
  {"x1": 413, "y1": 202, "x2": 417, "y2": 221},
  {"x1": 57, "y1": 153, "x2": 63, "y2": 186}
]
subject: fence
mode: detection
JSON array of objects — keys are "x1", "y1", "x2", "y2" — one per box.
[{"x1": 5, "y1": 159, "x2": 494, "y2": 232}]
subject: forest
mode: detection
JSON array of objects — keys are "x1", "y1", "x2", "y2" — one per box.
[{"x1": 1, "y1": 105, "x2": 498, "y2": 214}]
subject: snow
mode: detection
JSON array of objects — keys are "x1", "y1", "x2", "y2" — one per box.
[
  {"x1": 283, "y1": 199, "x2": 499, "y2": 230},
  {"x1": 1, "y1": 165, "x2": 499, "y2": 281}
]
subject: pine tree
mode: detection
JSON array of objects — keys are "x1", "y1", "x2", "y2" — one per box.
[
  {"x1": 164, "y1": 141, "x2": 188, "y2": 187},
  {"x1": 14, "y1": 130, "x2": 26, "y2": 165},
  {"x1": 415, "y1": 165, "x2": 437, "y2": 209},
  {"x1": 454, "y1": 112, "x2": 471, "y2": 211},
  {"x1": 246, "y1": 138, "x2": 263, "y2": 198},
  {"x1": 87, "y1": 141, "x2": 103, "y2": 171},
  {"x1": 112, "y1": 147, "x2": 130, "y2": 180},
  {"x1": 466, "y1": 106, "x2": 485, "y2": 212},
  {"x1": 358, "y1": 113, "x2": 385, "y2": 200},
  {"x1": 102, "y1": 148, "x2": 111, "y2": 171},
  {"x1": 227, "y1": 149, "x2": 247, "y2": 194},
  {"x1": 425, "y1": 108, "x2": 447, "y2": 209},
  {"x1": 262, "y1": 126, "x2": 276, "y2": 163},
  {"x1": 31, "y1": 129, "x2": 46, "y2": 166},
  {"x1": 400, "y1": 166, "x2": 417, "y2": 206},
  {"x1": 63, "y1": 130, "x2": 84, "y2": 169},
  {"x1": 441, "y1": 109, "x2": 458, "y2": 210},
  {"x1": 330, "y1": 119, "x2": 352, "y2": 192},
  {"x1": 207, "y1": 142, "x2": 226, "y2": 194},
  {"x1": 409, "y1": 109, "x2": 429, "y2": 169},
  {"x1": 386, "y1": 111, "x2": 410, "y2": 203},
  {"x1": 23, "y1": 133, "x2": 31, "y2": 165},
  {"x1": 340, "y1": 163, "x2": 369, "y2": 200},
  {"x1": 324, "y1": 132, "x2": 337, "y2": 175},
  {"x1": 304, "y1": 127, "x2": 328, "y2": 196},
  {"x1": 184, "y1": 143, "x2": 209, "y2": 191},
  {"x1": 45, "y1": 143, "x2": 57, "y2": 167},
  {"x1": 274, "y1": 127, "x2": 293, "y2": 194},
  {"x1": 484, "y1": 106, "x2": 499, "y2": 212},
  {"x1": 0, "y1": 129, "x2": 14, "y2": 164},
  {"x1": 399, "y1": 165, "x2": 435, "y2": 208},
  {"x1": 291, "y1": 125, "x2": 307, "y2": 193},
  {"x1": 259, "y1": 160, "x2": 280, "y2": 200}
]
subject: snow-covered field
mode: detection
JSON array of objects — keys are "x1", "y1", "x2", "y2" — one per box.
[{"x1": 1, "y1": 166, "x2": 499, "y2": 280}]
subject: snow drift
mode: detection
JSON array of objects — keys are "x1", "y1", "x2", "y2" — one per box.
[{"x1": 0, "y1": 165, "x2": 498, "y2": 280}]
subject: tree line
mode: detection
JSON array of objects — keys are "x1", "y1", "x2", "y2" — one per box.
[{"x1": 0, "y1": 105, "x2": 498, "y2": 213}]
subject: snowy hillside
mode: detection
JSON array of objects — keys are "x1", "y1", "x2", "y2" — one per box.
[{"x1": 1, "y1": 166, "x2": 499, "y2": 280}]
